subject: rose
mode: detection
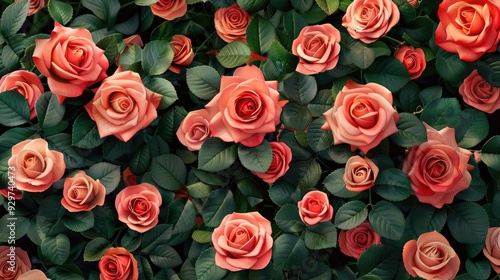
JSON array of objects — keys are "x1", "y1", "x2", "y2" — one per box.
[
  {"x1": 205, "y1": 65, "x2": 287, "y2": 147},
  {"x1": 150, "y1": 0, "x2": 187, "y2": 21},
  {"x1": 402, "y1": 123, "x2": 473, "y2": 208},
  {"x1": 297, "y1": 190, "x2": 334, "y2": 226},
  {"x1": 321, "y1": 80, "x2": 399, "y2": 154},
  {"x1": 407, "y1": 0, "x2": 417, "y2": 7},
  {"x1": 33, "y1": 22, "x2": 108, "y2": 103},
  {"x1": 338, "y1": 221, "x2": 381, "y2": 259},
  {"x1": 0, "y1": 185, "x2": 22, "y2": 200},
  {"x1": 84, "y1": 67, "x2": 162, "y2": 142},
  {"x1": 169, "y1": 34, "x2": 194, "y2": 74},
  {"x1": 61, "y1": 171, "x2": 106, "y2": 212},
  {"x1": 483, "y1": 227, "x2": 500, "y2": 273},
  {"x1": 402, "y1": 231, "x2": 460, "y2": 279},
  {"x1": 292, "y1": 24, "x2": 342, "y2": 75},
  {"x1": 176, "y1": 109, "x2": 212, "y2": 151},
  {"x1": 122, "y1": 167, "x2": 137, "y2": 186},
  {"x1": 251, "y1": 142, "x2": 292, "y2": 183},
  {"x1": 214, "y1": 4, "x2": 251, "y2": 43},
  {"x1": 459, "y1": 69, "x2": 500, "y2": 113},
  {"x1": 342, "y1": 0, "x2": 400, "y2": 43},
  {"x1": 115, "y1": 35, "x2": 143, "y2": 65},
  {"x1": 17, "y1": 269, "x2": 49, "y2": 280},
  {"x1": 0, "y1": 70, "x2": 44, "y2": 119},
  {"x1": 343, "y1": 155, "x2": 379, "y2": 192},
  {"x1": 99, "y1": 247, "x2": 138, "y2": 280},
  {"x1": 435, "y1": 0, "x2": 500, "y2": 62},
  {"x1": 393, "y1": 45, "x2": 426, "y2": 79},
  {"x1": 115, "y1": 183, "x2": 162, "y2": 233},
  {"x1": 8, "y1": 138, "x2": 65, "y2": 192},
  {"x1": 212, "y1": 212, "x2": 273, "y2": 271},
  {"x1": 0, "y1": 246, "x2": 31, "y2": 280},
  {"x1": 15, "y1": 0, "x2": 47, "y2": 16}
]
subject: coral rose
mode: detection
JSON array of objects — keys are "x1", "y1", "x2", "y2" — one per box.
[
  {"x1": 338, "y1": 221, "x2": 381, "y2": 259},
  {"x1": 321, "y1": 80, "x2": 399, "y2": 154},
  {"x1": 212, "y1": 212, "x2": 273, "y2": 271},
  {"x1": 122, "y1": 167, "x2": 137, "y2": 186},
  {"x1": 33, "y1": 22, "x2": 108, "y2": 103},
  {"x1": 214, "y1": 4, "x2": 250, "y2": 43},
  {"x1": 0, "y1": 70, "x2": 43, "y2": 119},
  {"x1": 0, "y1": 246, "x2": 31, "y2": 280},
  {"x1": 342, "y1": 0, "x2": 400, "y2": 43},
  {"x1": 8, "y1": 138, "x2": 65, "y2": 193},
  {"x1": 17, "y1": 269, "x2": 49, "y2": 280},
  {"x1": 176, "y1": 109, "x2": 212, "y2": 151},
  {"x1": 84, "y1": 67, "x2": 162, "y2": 142},
  {"x1": 459, "y1": 69, "x2": 500, "y2": 113},
  {"x1": 251, "y1": 142, "x2": 292, "y2": 183},
  {"x1": 61, "y1": 171, "x2": 106, "y2": 212},
  {"x1": 343, "y1": 155, "x2": 379, "y2": 192},
  {"x1": 292, "y1": 24, "x2": 342, "y2": 75},
  {"x1": 435, "y1": 0, "x2": 500, "y2": 62},
  {"x1": 483, "y1": 227, "x2": 500, "y2": 273},
  {"x1": 115, "y1": 183, "x2": 162, "y2": 233},
  {"x1": 402, "y1": 123, "x2": 473, "y2": 208},
  {"x1": 297, "y1": 190, "x2": 334, "y2": 226},
  {"x1": 99, "y1": 247, "x2": 138, "y2": 280},
  {"x1": 402, "y1": 231, "x2": 460, "y2": 279},
  {"x1": 150, "y1": 0, "x2": 187, "y2": 21},
  {"x1": 394, "y1": 45, "x2": 426, "y2": 80},
  {"x1": 169, "y1": 34, "x2": 194, "y2": 74},
  {"x1": 205, "y1": 65, "x2": 286, "y2": 147}
]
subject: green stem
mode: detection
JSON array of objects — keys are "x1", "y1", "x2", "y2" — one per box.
[{"x1": 383, "y1": 35, "x2": 404, "y2": 45}]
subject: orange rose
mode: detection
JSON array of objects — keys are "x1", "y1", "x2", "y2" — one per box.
[
  {"x1": 214, "y1": 4, "x2": 250, "y2": 43},
  {"x1": 402, "y1": 231, "x2": 460, "y2": 279},
  {"x1": 17, "y1": 269, "x2": 49, "y2": 280},
  {"x1": 321, "y1": 80, "x2": 399, "y2": 154},
  {"x1": 99, "y1": 247, "x2": 138, "y2": 280},
  {"x1": 15, "y1": 0, "x2": 47, "y2": 16},
  {"x1": 402, "y1": 123, "x2": 473, "y2": 208},
  {"x1": 33, "y1": 22, "x2": 108, "y2": 103},
  {"x1": 0, "y1": 246, "x2": 31, "y2": 280},
  {"x1": 84, "y1": 67, "x2": 162, "y2": 142},
  {"x1": 297, "y1": 190, "x2": 334, "y2": 226},
  {"x1": 338, "y1": 221, "x2": 381, "y2": 259},
  {"x1": 393, "y1": 45, "x2": 426, "y2": 80},
  {"x1": 115, "y1": 183, "x2": 162, "y2": 233},
  {"x1": 342, "y1": 0, "x2": 400, "y2": 43},
  {"x1": 122, "y1": 167, "x2": 137, "y2": 186},
  {"x1": 292, "y1": 24, "x2": 341, "y2": 75},
  {"x1": 212, "y1": 212, "x2": 273, "y2": 271},
  {"x1": 8, "y1": 138, "x2": 65, "y2": 193},
  {"x1": 205, "y1": 65, "x2": 286, "y2": 147},
  {"x1": 150, "y1": 0, "x2": 187, "y2": 21},
  {"x1": 251, "y1": 142, "x2": 292, "y2": 183},
  {"x1": 176, "y1": 109, "x2": 212, "y2": 151},
  {"x1": 169, "y1": 34, "x2": 194, "y2": 74},
  {"x1": 435, "y1": 0, "x2": 500, "y2": 62},
  {"x1": 483, "y1": 227, "x2": 500, "y2": 273},
  {"x1": 61, "y1": 171, "x2": 106, "y2": 212},
  {"x1": 0, "y1": 70, "x2": 43, "y2": 119},
  {"x1": 459, "y1": 69, "x2": 500, "y2": 114},
  {"x1": 343, "y1": 155, "x2": 379, "y2": 192}
]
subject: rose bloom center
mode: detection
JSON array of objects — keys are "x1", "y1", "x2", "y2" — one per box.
[
  {"x1": 110, "y1": 92, "x2": 133, "y2": 113},
  {"x1": 422, "y1": 244, "x2": 443, "y2": 259},
  {"x1": 234, "y1": 93, "x2": 261, "y2": 121},
  {"x1": 130, "y1": 198, "x2": 149, "y2": 214},
  {"x1": 308, "y1": 199, "x2": 322, "y2": 212},
  {"x1": 457, "y1": 5, "x2": 484, "y2": 35},
  {"x1": 475, "y1": 82, "x2": 494, "y2": 99}
]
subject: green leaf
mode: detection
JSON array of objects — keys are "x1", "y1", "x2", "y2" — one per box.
[
  {"x1": 46, "y1": 265, "x2": 84, "y2": 280},
  {"x1": 0, "y1": 127, "x2": 36, "y2": 154},
  {"x1": 192, "y1": 230, "x2": 212, "y2": 244},
  {"x1": 2, "y1": 45, "x2": 19, "y2": 73},
  {"x1": 118, "y1": 44, "x2": 142, "y2": 72},
  {"x1": 456, "y1": 172, "x2": 487, "y2": 202},
  {"x1": 396, "y1": 82, "x2": 420, "y2": 113},
  {"x1": 268, "y1": 181, "x2": 302, "y2": 206},
  {"x1": 465, "y1": 259, "x2": 491, "y2": 280},
  {"x1": 86, "y1": 162, "x2": 121, "y2": 194},
  {"x1": 135, "y1": 0, "x2": 159, "y2": 5},
  {"x1": 48, "y1": 0, "x2": 74, "y2": 25},
  {"x1": 307, "y1": 117, "x2": 334, "y2": 152},
  {"x1": 149, "y1": 245, "x2": 182, "y2": 269},
  {"x1": 281, "y1": 102, "x2": 312, "y2": 131},
  {"x1": 0, "y1": 215, "x2": 29, "y2": 242},
  {"x1": 20, "y1": 44, "x2": 36, "y2": 72},
  {"x1": 142, "y1": 40, "x2": 174, "y2": 75},
  {"x1": 187, "y1": 182, "x2": 213, "y2": 198},
  {"x1": 0, "y1": 90, "x2": 30, "y2": 126},
  {"x1": 447, "y1": 201, "x2": 489, "y2": 244},
  {"x1": 136, "y1": 255, "x2": 154, "y2": 279},
  {"x1": 141, "y1": 224, "x2": 173, "y2": 253},
  {"x1": 195, "y1": 248, "x2": 227, "y2": 280},
  {"x1": 129, "y1": 141, "x2": 151, "y2": 175},
  {"x1": 238, "y1": 140, "x2": 273, "y2": 172},
  {"x1": 406, "y1": 203, "x2": 447, "y2": 236},
  {"x1": 350, "y1": 41, "x2": 375, "y2": 69},
  {"x1": 171, "y1": 200, "x2": 197, "y2": 236},
  {"x1": 369, "y1": 201, "x2": 405, "y2": 240},
  {"x1": 455, "y1": 109, "x2": 489, "y2": 149},
  {"x1": 268, "y1": 39, "x2": 299, "y2": 77},
  {"x1": 307, "y1": 89, "x2": 333, "y2": 117},
  {"x1": 36, "y1": 92, "x2": 66, "y2": 129},
  {"x1": 273, "y1": 233, "x2": 309, "y2": 271},
  {"x1": 482, "y1": 136, "x2": 500, "y2": 172},
  {"x1": 284, "y1": 158, "x2": 322, "y2": 190},
  {"x1": 186, "y1": 66, "x2": 221, "y2": 100},
  {"x1": 144, "y1": 77, "x2": 178, "y2": 110},
  {"x1": 96, "y1": 34, "x2": 121, "y2": 65},
  {"x1": 403, "y1": 16, "x2": 434, "y2": 42},
  {"x1": 246, "y1": 15, "x2": 277, "y2": 54},
  {"x1": 357, "y1": 245, "x2": 400, "y2": 279},
  {"x1": 283, "y1": 10, "x2": 307, "y2": 39},
  {"x1": 62, "y1": 211, "x2": 95, "y2": 232},
  {"x1": 373, "y1": 168, "x2": 412, "y2": 202},
  {"x1": 389, "y1": 113, "x2": 427, "y2": 148},
  {"x1": 46, "y1": 133, "x2": 86, "y2": 169},
  {"x1": 151, "y1": 154, "x2": 186, "y2": 191},
  {"x1": 216, "y1": 40, "x2": 251, "y2": 68},
  {"x1": 435, "y1": 51, "x2": 474, "y2": 86},
  {"x1": 477, "y1": 54, "x2": 500, "y2": 87},
  {"x1": 419, "y1": 86, "x2": 442, "y2": 107},
  {"x1": 82, "y1": 0, "x2": 120, "y2": 25},
  {"x1": 315, "y1": 0, "x2": 340, "y2": 15},
  {"x1": 198, "y1": 138, "x2": 238, "y2": 172},
  {"x1": 305, "y1": 221, "x2": 338, "y2": 250},
  {"x1": 1, "y1": 0, "x2": 29, "y2": 37},
  {"x1": 157, "y1": 106, "x2": 187, "y2": 145},
  {"x1": 420, "y1": 98, "x2": 461, "y2": 130},
  {"x1": 365, "y1": 57, "x2": 411, "y2": 92},
  {"x1": 72, "y1": 112, "x2": 105, "y2": 149},
  {"x1": 83, "y1": 237, "x2": 111, "y2": 261},
  {"x1": 236, "y1": 177, "x2": 264, "y2": 207},
  {"x1": 493, "y1": 192, "x2": 500, "y2": 221},
  {"x1": 283, "y1": 71, "x2": 317, "y2": 104},
  {"x1": 275, "y1": 204, "x2": 306, "y2": 233},
  {"x1": 201, "y1": 189, "x2": 235, "y2": 228},
  {"x1": 323, "y1": 168, "x2": 359, "y2": 198},
  {"x1": 334, "y1": 200, "x2": 368, "y2": 230},
  {"x1": 41, "y1": 233, "x2": 71, "y2": 265},
  {"x1": 150, "y1": 21, "x2": 174, "y2": 41},
  {"x1": 237, "y1": 0, "x2": 268, "y2": 12}
]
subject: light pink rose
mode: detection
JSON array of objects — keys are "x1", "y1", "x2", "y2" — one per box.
[
  {"x1": 169, "y1": 34, "x2": 194, "y2": 74},
  {"x1": 214, "y1": 4, "x2": 250, "y2": 43},
  {"x1": 61, "y1": 171, "x2": 106, "y2": 212},
  {"x1": 150, "y1": 0, "x2": 187, "y2": 21},
  {"x1": 17, "y1": 269, "x2": 49, "y2": 280},
  {"x1": 393, "y1": 45, "x2": 426, "y2": 80},
  {"x1": 99, "y1": 247, "x2": 138, "y2": 280},
  {"x1": 321, "y1": 80, "x2": 399, "y2": 154},
  {"x1": 483, "y1": 227, "x2": 500, "y2": 273},
  {"x1": 459, "y1": 69, "x2": 500, "y2": 113},
  {"x1": 0, "y1": 70, "x2": 43, "y2": 119},
  {"x1": 0, "y1": 246, "x2": 31, "y2": 280},
  {"x1": 176, "y1": 109, "x2": 212, "y2": 151},
  {"x1": 212, "y1": 212, "x2": 273, "y2": 271},
  {"x1": 297, "y1": 190, "x2": 334, "y2": 226},
  {"x1": 343, "y1": 155, "x2": 379, "y2": 192},
  {"x1": 338, "y1": 221, "x2": 381, "y2": 259},
  {"x1": 251, "y1": 142, "x2": 292, "y2": 183}
]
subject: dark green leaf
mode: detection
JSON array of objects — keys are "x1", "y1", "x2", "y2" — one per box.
[
  {"x1": 407, "y1": 203, "x2": 447, "y2": 236},
  {"x1": 238, "y1": 140, "x2": 272, "y2": 172},
  {"x1": 41, "y1": 234, "x2": 71, "y2": 265},
  {"x1": 357, "y1": 245, "x2": 400, "y2": 279},
  {"x1": 36, "y1": 92, "x2": 66, "y2": 129},
  {"x1": 465, "y1": 259, "x2": 491, "y2": 280},
  {"x1": 305, "y1": 221, "x2": 338, "y2": 250},
  {"x1": 149, "y1": 246, "x2": 182, "y2": 269},
  {"x1": 435, "y1": 51, "x2": 474, "y2": 86},
  {"x1": 481, "y1": 136, "x2": 500, "y2": 172},
  {"x1": 334, "y1": 200, "x2": 368, "y2": 230},
  {"x1": 46, "y1": 133, "x2": 86, "y2": 169},
  {"x1": 315, "y1": 0, "x2": 340, "y2": 15},
  {"x1": 0, "y1": 127, "x2": 36, "y2": 154},
  {"x1": 48, "y1": 0, "x2": 73, "y2": 25},
  {"x1": 142, "y1": 40, "x2": 174, "y2": 75},
  {"x1": 83, "y1": 237, "x2": 111, "y2": 261},
  {"x1": 268, "y1": 181, "x2": 302, "y2": 206},
  {"x1": 0, "y1": 90, "x2": 30, "y2": 126},
  {"x1": 87, "y1": 162, "x2": 121, "y2": 194},
  {"x1": 151, "y1": 154, "x2": 186, "y2": 191},
  {"x1": 419, "y1": 86, "x2": 442, "y2": 107},
  {"x1": 369, "y1": 201, "x2": 405, "y2": 240},
  {"x1": 157, "y1": 106, "x2": 187, "y2": 145},
  {"x1": 403, "y1": 16, "x2": 434, "y2": 42},
  {"x1": 118, "y1": 44, "x2": 142, "y2": 72},
  {"x1": 62, "y1": 211, "x2": 95, "y2": 232},
  {"x1": 272, "y1": 233, "x2": 309, "y2": 271},
  {"x1": 420, "y1": 98, "x2": 461, "y2": 130},
  {"x1": 390, "y1": 113, "x2": 427, "y2": 148},
  {"x1": 246, "y1": 15, "x2": 277, "y2": 54},
  {"x1": 447, "y1": 201, "x2": 489, "y2": 244},
  {"x1": 350, "y1": 41, "x2": 375, "y2": 69},
  {"x1": 186, "y1": 66, "x2": 221, "y2": 100},
  {"x1": 201, "y1": 189, "x2": 235, "y2": 228},
  {"x1": 198, "y1": 138, "x2": 238, "y2": 172},
  {"x1": 82, "y1": 0, "x2": 120, "y2": 25},
  {"x1": 282, "y1": 10, "x2": 307, "y2": 39},
  {"x1": 477, "y1": 54, "x2": 500, "y2": 87},
  {"x1": 323, "y1": 168, "x2": 359, "y2": 198},
  {"x1": 1, "y1": 0, "x2": 29, "y2": 36},
  {"x1": 455, "y1": 109, "x2": 489, "y2": 149},
  {"x1": 72, "y1": 112, "x2": 105, "y2": 149},
  {"x1": 275, "y1": 204, "x2": 306, "y2": 233},
  {"x1": 195, "y1": 248, "x2": 227, "y2": 280},
  {"x1": 365, "y1": 57, "x2": 411, "y2": 92},
  {"x1": 144, "y1": 77, "x2": 178, "y2": 110},
  {"x1": 192, "y1": 230, "x2": 212, "y2": 244},
  {"x1": 141, "y1": 224, "x2": 173, "y2": 253},
  {"x1": 284, "y1": 158, "x2": 322, "y2": 190},
  {"x1": 129, "y1": 142, "x2": 151, "y2": 175},
  {"x1": 373, "y1": 168, "x2": 412, "y2": 202},
  {"x1": 281, "y1": 102, "x2": 312, "y2": 131},
  {"x1": 216, "y1": 40, "x2": 251, "y2": 68},
  {"x1": 283, "y1": 71, "x2": 317, "y2": 104}
]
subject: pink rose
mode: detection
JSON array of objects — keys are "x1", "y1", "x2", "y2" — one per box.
[
  {"x1": 61, "y1": 171, "x2": 106, "y2": 212},
  {"x1": 297, "y1": 190, "x2": 334, "y2": 226},
  {"x1": 0, "y1": 70, "x2": 43, "y2": 119},
  {"x1": 214, "y1": 4, "x2": 251, "y2": 43},
  {"x1": 205, "y1": 65, "x2": 286, "y2": 147},
  {"x1": 292, "y1": 24, "x2": 342, "y2": 75},
  {"x1": 483, "y1": 227, "x2": 500, "y2": 273},
  {"x1": 169, "y1": 34, "x2": 195, "y2": 74},
  {"x1": 339, "y1": 221, "x2": 381, "y2": 259},
  {"x1": 99, "y1": 247, "x2": 138, "y2": 280},
  {"x1": 251, "y1": 142, "x2": 292, "y2": 183},
  {"x1": 115, "y1": 183, "x2": 162, "y2": 233},
  {"x1": 84, "y1": 67, "x2": 162, "y2": 142},
  {"x1": 402, "y1": 231, "x2": 460, "y2": 279},
  {"x1": 343, "y1": 155, "x2": 379, "y2": 192},
  {"x1": 122, "y1": 167, "x2": 137, "y2": 186},
  {"x1": 435, "y1": 0, "x2": 500, "y2": 62},
  {"x1": 342, "y1": 0, "x2": 400, "y2": 43},
  {"x1": 8, "y1": 138, "x2": 65, "y2": 193},
  {"x1": 407, "y1": 0, "x2": 417, "y2": 7},
  {"x1": 212, "y1": 212, "x2": 273, "y2": 271},
  {"x1": 321, "y1": 80, "x2": 399, "y2": 154},
  {"x1": 33, "y1": 22, "x2": 108, "y2": 103},
  {"x1": 150, "y1": 0, "x2": 187, "y2": 21},
  {"x1": 393, "y1": 45, "x2": 426, "y2": 80},
  {"x1": 402, "y1": 123, "x2": 473, "y2": 208},
  {"x1": 17, "y1": 269, "x2": 49, "y2": 280},
  {"x1": 0, "y1": 246, "x2": 31, "y2": 280},
  {"x1": 15, "y1": 0, "x2": 47, "y2": 16},
  {"x1": 0, "y1": 185, "x2": 22, "y2": 200},
  {"x1": 459, "y1": 69, "x2": 500, "y2": 113},
  {"x1": 176, "y1": 109, "x2": 212, "y2": 151}
]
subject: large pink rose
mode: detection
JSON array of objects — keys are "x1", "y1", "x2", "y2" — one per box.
[
  {"x1": 150, "y1": 0, "x2": 187, "y2": 21},
  {"x1": 212, "y1": 212, "x2": 273, "y2": 271},
  {"x1": 292, "y1": 24, "x2": 341, "y2": 75},
  {"x1": 402, "y1": 231, "x2": 460, "y2": 279},
  {"x1": 251, "y1": 142, "x2": 292, "y2": 183},
  {"x1": 61, "y1": 171, "x2": 106, "y2": 212},
  {"x1": 0, "y1": 70, "x2": 43, "y2": 119},
  {"x1": 84, "y1": 67, "x2": 162, "y2": 142},
  {"x1": 342, "y1": 0, "x2": 400, "y2": 43},
  {"x1": 214, "y1": 4, "x2": 250, "y2": 43},
  {"x1": 459, "y1": 69, "x2": 500, "y2": 113},
  {"x1": 8, "y1": 138, "x2": 65, "y2": 193},
  {"x1": 17, "y1": 269, "x2": 49, "y2": 280},
  {"x1": 402, "y1": 123, "x2": 473, "y2": 208},
  {"x1": 338, "y1": 221, "x2": 381, "y2": 259},
  {"x1": 205, "y1": 65, "x2": 286, "y2": 147},
  {"x1": 483, "y1": 227, "x2": 500, "y2": 273},
  {"x1": 176, "y1": 109, "x2": 212, "y2": 151},
  {"x1": 115, "y1": 183, "x2": 162, "y2": 233},
  {"x1": 435, "y1": 0, "x2": 500, "y2": 62},
  {"x1": 321, "y1": 80, "x2": 399, "y2": 154},
  {"x1": 297, "y1": 190, "x2": 334, "y2": 226},
  {"x1": 393, "y1": 45, "x2": 426, "y2": 80},
  {"x1": 99, "y1": 247, "x2": 138, "y2": 280},
  {"x1": 343, "y1": 155, "x2": 379, "y2": 192},
  {"x1": 169, "y1": 34, "x2": 194, "y2": 74},
  {"x1": 33, "y1": 22, "x2": 108, "y2": 103},
  {"x1": 0, "y1": 246, "x2": 31, "y2": 280}
]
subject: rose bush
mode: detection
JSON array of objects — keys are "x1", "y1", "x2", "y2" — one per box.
[
  {"x1": 61, "y1": 171, "x2": 106, "y2": 212},
  {"x1": 98, "y1": 247, "x2": 138, "y2": 280},
  {"x1": 0, "y1": 70, "x2": 43, "y2": 119},
  {"x1": 297, "y1": 190, "x2": 333, "y2": 226},
  {"x1": 338, "y1": 221, "x2": 381, "y2": 259}
]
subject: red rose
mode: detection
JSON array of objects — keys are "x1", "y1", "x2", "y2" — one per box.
[
  {"x1": 251, "y1": 142, "x2": 292, "y2": 183},
  {"x1": 339, "y1": 221, "x2": 381, "y2": 259},
  {"x1": 393, "y1": 45, "x2": 426, "y2": 80},
  {"x1": 99, "y1": 247, "x2": 138, "y2": 280}
]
